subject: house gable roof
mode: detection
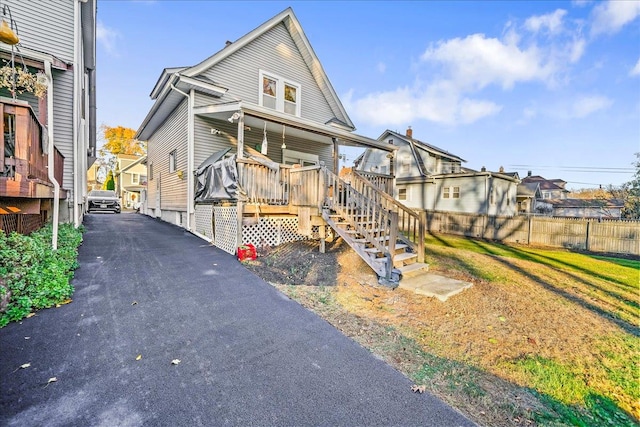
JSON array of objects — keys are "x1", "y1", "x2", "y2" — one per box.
[
  {"x1": 546, "y1": 198, "x2": 624, "y2": 208},
  {"x1": 183, "y1": 7, "x2": 354, "y2": 130},
  {"x1": 522, "y1": 175, "x2": 569, "y2": 192},
  {"x1": 381, "y1": 130, "x2": 465, "y2": 163}
]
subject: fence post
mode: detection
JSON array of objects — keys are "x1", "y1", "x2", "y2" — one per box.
[
  {"x1": 585, "y1": 221, "x2": 591, "y2": 252},
  {"x1": 527, "y1": 215, "x2": 533, "y2": 245}
]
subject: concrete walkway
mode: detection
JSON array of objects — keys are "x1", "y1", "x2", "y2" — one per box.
[{"x1": 0, "y1": 213, "x2": 474, "y2": 426}]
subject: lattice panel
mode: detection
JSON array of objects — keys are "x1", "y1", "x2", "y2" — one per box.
[
  {"x1": 242, "y1": 217, "x2": 306, "y2": 248},
  {"x1": 213, "y1": 206, "x2": 238, "y2": 255},
  {"x1": 194, "y1": 204, "x2": 213, "y2": 241}
]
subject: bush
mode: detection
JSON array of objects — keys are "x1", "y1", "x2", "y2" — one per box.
[{"x1": 0, "y1": 223, "x2": 83, "y2": 327}]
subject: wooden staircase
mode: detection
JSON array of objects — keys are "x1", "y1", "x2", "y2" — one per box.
[{"x1": 320, "y1": 167, "x2": 428, "y2": 287}]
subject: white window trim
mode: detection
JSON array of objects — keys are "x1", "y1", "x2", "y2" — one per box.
[
  {"x1": 131, "y1": 173, "x2": 140, "y2": 185},
  {"x1": 398, "y1": 187, "x2": 408, "y2": 201},
  {"x1": 259, "y1": 69, "x2": 301, "y2": 117},
  {"x1": 452, "y1": 186, "x2": 460, "y2": 199},
  {"x1": 443, "y1": 187, "x2": 450, "y2": 199}
]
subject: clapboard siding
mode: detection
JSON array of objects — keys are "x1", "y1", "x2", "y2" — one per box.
[
  {"x1": 52, "y1": 70, "x2": 75, "y2": 193},
  {"x1": 200, "y1": 23, "x2": 336, "y2": 125},
  {"x1": 147, "y1": 100, "x2": 188, "y2": 211},
  {"x1": 4, "y1": 0, "x2": 75, "y2": 62}
]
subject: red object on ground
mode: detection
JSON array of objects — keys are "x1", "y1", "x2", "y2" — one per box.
[{"x1": 237, "y1": 244, "x2": 257, "y2": 261}]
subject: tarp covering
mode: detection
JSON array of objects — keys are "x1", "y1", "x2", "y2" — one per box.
[{"x1": 194, "y1": 151, "x2": 238, "y2": 202}]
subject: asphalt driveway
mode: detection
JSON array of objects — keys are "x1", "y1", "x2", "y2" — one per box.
[{"x1": 1, "y1": 213, "x2": 474, "y2": 426}]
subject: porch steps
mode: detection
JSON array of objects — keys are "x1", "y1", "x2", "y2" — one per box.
[{"x1": 322, "y1": 208, "x2": 429, "y2": 287}]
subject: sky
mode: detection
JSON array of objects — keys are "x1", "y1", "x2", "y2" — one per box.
[{"x1": 96, "y1": 0, "x2": 640, "y2": 190}]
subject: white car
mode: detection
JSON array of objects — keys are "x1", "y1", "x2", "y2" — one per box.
[{"x1": 86, "y1": 190, "x2": 121, "y2": 214}]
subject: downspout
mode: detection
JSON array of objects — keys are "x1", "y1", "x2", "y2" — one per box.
[
  {"x1": 45, "y1": 61, "x2": 60, "y2": 250},
  {"x1": 72, "y1": 0, "x2": 80, "y2": 227},
  {"x1": 169, "y1": 80, "x2": 192, "y2": 231}
]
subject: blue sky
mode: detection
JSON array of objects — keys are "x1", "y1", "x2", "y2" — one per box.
[{"x1": 96, "y1": 1, "x2": 640, "y2": 189}]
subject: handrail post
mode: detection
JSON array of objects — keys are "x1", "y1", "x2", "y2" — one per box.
[{"x1": 418, "y1": 210, "x2": 426, "y2": 263}]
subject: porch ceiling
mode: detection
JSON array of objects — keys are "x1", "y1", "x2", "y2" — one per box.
[{"x1": 194, "y1": 102, "x2": 395, "y2": 152}]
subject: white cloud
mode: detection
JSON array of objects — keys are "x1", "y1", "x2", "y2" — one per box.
[
  {"x1": 591, "y1": 0, "x2": 640, "y2": 35},
  {"x1": 568, "y1": 37, "x2": 586, "y2": 63},
  {"x1": 525, "y1": 9, "x2": 568, "y2": 35},
  {"x1": 376, "y1": 62, "x2": 386, "y2": 74},
  {"x1": 421, "y1": 34, "x2": 556, "y2": 91},
  {"x1": 630, "y1": 58, "x2": 640, "y2": 77},
  {"x1": 97, "y1": 21, "x2": 120, "y2": 56},
  {"x1": 569, "y1": 95, "x2": 613, "y2": 118},
  {"x1": 344, "y1": 82, "x2": 502, "y2": 127}
]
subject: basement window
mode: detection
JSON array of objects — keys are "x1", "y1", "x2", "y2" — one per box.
[{"x1": 398, "y1": 188, "x2": 407, "y2": 201}]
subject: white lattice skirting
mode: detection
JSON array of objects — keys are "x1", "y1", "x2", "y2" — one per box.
[{"x1": 206, "y1": 206, "x2": 313, "y2": 255}]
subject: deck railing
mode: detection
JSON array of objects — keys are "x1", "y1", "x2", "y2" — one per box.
[
  {"x1": 236, "y1": 158, "x2": 290, "y2": 205},
  {"x1": 289, "y1": 165, "x2": 322, "y2": 207},
  {"x1": 352, "y1": 170, "x2": 394, "y2": 194}
]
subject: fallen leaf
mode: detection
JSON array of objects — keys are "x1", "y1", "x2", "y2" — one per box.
[
  {"x1": 44, "y1": 377, "x2": 57, "y2": 387},
  {"x1": 527, "y1": 337, "x2": 537, "y2": 345},
  {"x1": 498, "y1": 315, "x2": 506, "y2": 322},
  {"x1": 488, "y1": 338, "x2": 498, "y2": 344},
  {"x1": 26, "y1": 313, "x2": 35, "y2": 318},
  {"x1": 411, "y1": 384, "x2": 426, "y2": 393},
  {"x1": 136, "y1": 354, "x2": 142, "y2": 361},
  {"x1": 171, "y1": 359, "x2": 181, "y2": 365},
  {"x1": 20, "y1": 363, "x2": 31, "y2": 369}
]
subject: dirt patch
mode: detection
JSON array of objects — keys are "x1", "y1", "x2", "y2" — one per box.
[{"x1": 244, "y1": 238, "x2": 639, "y2": 426}]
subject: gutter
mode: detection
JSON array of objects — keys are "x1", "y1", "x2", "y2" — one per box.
[
  {"x1": 73, "y1": 0, "x2": 80, "y2": 228},
  {"x1": 45, "y1": 61, "x2": 60, "y2": 250}
]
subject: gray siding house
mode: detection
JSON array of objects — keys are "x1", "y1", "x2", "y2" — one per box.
[
  {"x1": 356, "y1": 128, "x2": 519, "y2": 216},
  {"x1": 0, "y1": 0, "x2": 96, "y2": 236}
]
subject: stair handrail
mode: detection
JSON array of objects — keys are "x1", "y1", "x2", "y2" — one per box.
[
  {"x1": 321, "y1": 166, "x2": 397, "y2": 261},
  {"x1": 352, "y1": 170, "x2": 425, "y2": 263}
]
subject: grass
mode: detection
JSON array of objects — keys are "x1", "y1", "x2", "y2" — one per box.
[{"x1": 270, "y1": 234, "x2": 640, "y2": 426}]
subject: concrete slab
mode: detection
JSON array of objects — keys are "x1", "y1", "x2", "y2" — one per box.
[{"x1": 399, "y1": 273, "x2": 473, "y2": 302}]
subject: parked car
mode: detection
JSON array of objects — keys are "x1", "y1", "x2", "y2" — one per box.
[{"x1": 86, "y1": 190, "x2": 121, "y2": 213}]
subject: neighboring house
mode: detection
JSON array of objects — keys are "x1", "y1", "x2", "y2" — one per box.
[
  {"x1": 355, "y1": 128, "x2": 520, "y2": 216},
  {"x1": 521, "y1": 174, "x2": 569, "y2": 200},
  {"x1": 135, "y1": 8, "x2": 419, "y2": 284},
  {"x1": 87, "y1": 161, "x2": 102, "y2": 191},
  {"x1": 545, "y1": 198, "x2": 624, "y2": 219},
  {"x1": 114, "y1": 154, "x2": 147, "y2": 209},
  {"x1": 516, "y1": 181, "x2": 543, "y2": 214},
  {"x1": 0, "y1": 0, "x2": 96, "y2": 236}
]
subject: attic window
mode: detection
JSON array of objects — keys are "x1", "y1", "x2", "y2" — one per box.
[{"x1": 259, "y1": 70, "x2": 300, "y2": 116}]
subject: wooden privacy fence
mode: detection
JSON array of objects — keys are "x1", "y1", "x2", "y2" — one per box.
[{"x1": 423, "y1": 210, "x2": 640, "y2": 256}]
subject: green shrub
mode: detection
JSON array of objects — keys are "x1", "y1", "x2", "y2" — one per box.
[{"x1": 0, "y1": 223, "x2": 83, "y2": 327}]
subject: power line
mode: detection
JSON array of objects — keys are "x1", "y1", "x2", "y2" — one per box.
[{"x1": 509, "y1": 164, "x2": 634, "y2": 172}]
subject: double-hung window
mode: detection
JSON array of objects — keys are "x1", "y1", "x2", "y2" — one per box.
[{"x1": 259, "y1": 70, "x2": 301, "y2": 116}]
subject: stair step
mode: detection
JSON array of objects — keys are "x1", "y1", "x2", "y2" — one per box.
[
  {"x1": 397, "y1": 262, "x2": 429, "y2": 278},
  {"x1": 363, "y1": 247, "x2": 382, "y2": 254},
  {"x1": 393, "y1": 252, "x2": 417, "y2": 268}
]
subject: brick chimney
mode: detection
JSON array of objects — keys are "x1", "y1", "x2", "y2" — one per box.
[{"x1": 406, "y1": 126, "x2": 413, "y2": 139}]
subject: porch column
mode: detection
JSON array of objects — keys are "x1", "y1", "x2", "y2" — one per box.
[
  {"x1": 237, "y1": 111, "x2": 245, "y2": 160},
  {"x1": 236, "y1": 111, "x2": 245, "y2": 249},
  {"x1": 332, "y1": 138, "x2": 339, "y2": 174}
]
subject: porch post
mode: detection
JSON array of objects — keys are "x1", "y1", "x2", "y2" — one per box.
[
  {"x1": 332, "y1": 138, "x2": 339, "y2": 174},
  {"x1": 237, "y1": 111, "x2": 245, "y2": 160},
  {"x1": 236, "y1": 111, "x2": 245, "y2": 251}
]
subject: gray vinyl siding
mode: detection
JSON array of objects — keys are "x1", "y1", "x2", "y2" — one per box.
[
  {"x1": 199, "y1": 23, "x2": 337, "y2": 125},
  {"x1": 52, "y1": 70, "x2": 75, "y2": 192},
  {"x1": 147, "y1": 100, "x2": 188, "y2": 211},
  {"x1": 432, "y1": 176, "x2": 517, "y2": 216},
  {"x1": 4, "y1": 0, "x2": 75, "y2": 62}
]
